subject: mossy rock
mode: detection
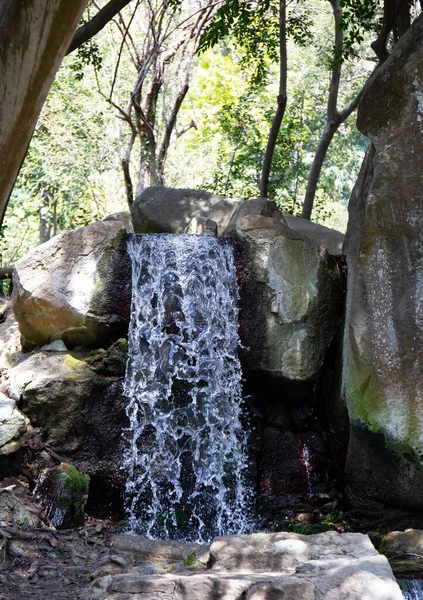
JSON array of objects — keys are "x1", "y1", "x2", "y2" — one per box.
[{"x1": 36, "y1": 463, "x2": 89, "y2": 529}]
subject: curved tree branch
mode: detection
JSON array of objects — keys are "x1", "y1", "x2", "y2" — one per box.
[{"x1": 67, "y1": 0, "x2": 135, "y2": 55}]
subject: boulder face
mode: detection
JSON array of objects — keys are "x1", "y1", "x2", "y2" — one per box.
[
  {"x1": 131, "y1": 186, "x2": 241, "y2": 235},
  {"x1": 343, "y1": 15, "x2": 423, "y2": 509},
  {"x1": 223, "y1": 197, "x2": 287, "y2": 234},
  {"x1": 283, "y1": 213, "x2": 345, "y2": 257},
  {"x1": 0, "y1": 391, "x2": 32, "y2": 455},
  {"x1": 5, "y1": 349, "x2": 128, "y2": 496},
  {"x1": 12, "y1": 221, "x2": 131, "y2": 348},
  {"x1": 0, "y1": 300, "x2": 21, "y2": 370},
  {"x1": 235, "y1": 215, "x2": 343, "y2": 381}
]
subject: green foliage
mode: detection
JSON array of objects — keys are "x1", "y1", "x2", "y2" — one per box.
[
  {"x1": 340, "y1": 0, "x2": 382, "y2": 60},
  {"x1": 199, "y1": 0, "x2": 313, "y2": 86},
  {"x1": 185, "y1": 553, "x2": 196, "y2": 566},
  {"x1": 173, "y1": 37, "x2": 366, "y2": 229},
  {"x1": 322, "y1": 509, "x2": 352, "y2": 530},
  {"x1": 287, "y1": 522, "x2": 333, "y2": 535},
  {"x1": 1, "y1": 50, "x2": 126, "y2": 266},
  {"x1": 1, "y1": 0, "x2": 376, "y2": 256},
  {"x1": 70, "y1": 41, "x2": 103, "y2": 81},
  {"x1": 16, "y1": 513, "x2": 26, "y2": 528}
]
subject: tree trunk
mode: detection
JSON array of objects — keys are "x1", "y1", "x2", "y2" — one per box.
[
  {"x1": 302, "y1": 121, "x2": 338, "y2": 220},
  {"x1": 259, "y1": 0, "x2": 287, "y2": 199},
  {"x1": 301, "y1": 88, "x2": 364, "y2": 220},
  {"x1": 301, "y1": 0, "x2": 344, "y2": 220},
  {"x1": 39, "y1": 189, "x2": 51, "y2": 244},
  {"x1": 0, "y1": 0, "x2": 89, "y2": 227}
]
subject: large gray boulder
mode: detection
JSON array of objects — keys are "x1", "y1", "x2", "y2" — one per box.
[
  {"x1": 223, "y1": 197, "x2": 287, "y2": 234},
  {"x1": 131, "y1": 186, "x2": 241, "y2": 235},
  {"x1": 283, "y1": 213, "x2": 345, "y2": 257},
  {"x1": 343, "y1": 15, "x2": 423, "y2": 509},
  {"x1": 12, "y1": 221, "x2": 131, "y2": 348},
  {"x1": 236, "y1": 215, "x2": 343, "y2": 381}
]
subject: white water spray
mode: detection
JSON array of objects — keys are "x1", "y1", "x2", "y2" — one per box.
[
  {"x1": 399, "y1": 580, "x2": 423, "y2": 600},
  {"x1": 123, "y1": 234, "x2": 252, "y2": 542}
]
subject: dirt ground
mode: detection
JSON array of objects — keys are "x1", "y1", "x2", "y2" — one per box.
[{"x1": 0, "y1": 520, "x2": 117, "y2": 600}]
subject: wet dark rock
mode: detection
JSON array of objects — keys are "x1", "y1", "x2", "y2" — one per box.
[
  {"x1": 260, "y1": 428, "x2": 307, "y2": 497},
  {"x1": 298, "y1": 431, "x2": 328, "y2": 455},
  {"x1": 5, "y1": 350, "x2": 128, "y2": 510},
  {"x1": 86, "y1": 338, "x2": 128, "y2": 377}
]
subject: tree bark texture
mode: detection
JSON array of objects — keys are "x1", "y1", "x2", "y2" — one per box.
[
  {"x1": 259, "y1": 0, "x2": 287, "y2": 199},
  {"x1": 0, "y1": 0, "x2": 89, "y2": 225}
]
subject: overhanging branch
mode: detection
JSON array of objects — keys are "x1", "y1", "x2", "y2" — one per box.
[{"x1": 67, "y1": 0, "x2": 135, "y2": 55}]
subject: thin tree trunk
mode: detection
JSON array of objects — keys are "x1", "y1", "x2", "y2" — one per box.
[
  {"x1": 292, "y1": 95, "x2": 305, "y2": 212},
  {"x1": 53, "y1": 197, "x2": 58, "y2": 237},
  {"x1": 301, "y1": 89, "x2": 364, "y2": 220},
  {"x1": 302, "y1": 122, "x2": 338, "y2": 220},
  {"x1": 122, "y1": 129, "x2": 136, "y2": 208},
  {"x1": 259, "y1": 0, "x2": 287, "y2": 199},
  {"x1": 0, "y1": 0, "x2": 89, "y2": 228},
  {"x1": 301, "y1": 0, "x2": 343, "y2": 220},
  {"x1": 39, "y1": 189, "x2": 51, "y2": 244}
]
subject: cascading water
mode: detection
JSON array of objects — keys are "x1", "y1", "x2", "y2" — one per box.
[
  {"x1": 123, "y1": 234, "x2": 252, "y2": 542},
  {"x1": 399, "y1": 580, "x2": 423, "y2": 600}
]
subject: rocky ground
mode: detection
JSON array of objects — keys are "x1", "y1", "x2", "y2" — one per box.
[{"x1": 0, "y1": 476, "x2": 409, "y2": 600}]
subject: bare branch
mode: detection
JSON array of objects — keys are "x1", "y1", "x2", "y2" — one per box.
[{"x1": 110, "y1": 0, "x2": 141, "y2": 98}]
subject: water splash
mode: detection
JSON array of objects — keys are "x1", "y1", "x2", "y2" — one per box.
[
  {"x1": 300, "y1": 444, "x2": 313, "y2": 498},
  {"x1": 123, "y1": 234, "x2": 252, "y2": 542},
  {"x1": 399, "y1": 579, "x2": 423, "y2": 599}
]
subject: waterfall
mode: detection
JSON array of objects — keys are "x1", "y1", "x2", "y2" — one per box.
[
  {"x1": 123, "y1": 234, "x2": 252, "y2": 542},
  {"x1": 399, "y1": 580, "x2": 423, "y2": 600}
]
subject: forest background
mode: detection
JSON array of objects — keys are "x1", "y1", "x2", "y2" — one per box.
[{"x1": 0, "y1": 0, "x2": 393, "y2": 268}]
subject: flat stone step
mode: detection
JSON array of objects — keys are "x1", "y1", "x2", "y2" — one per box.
[{"x1": 89, "y1": 531, "x2": 403, "y2": 600}]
